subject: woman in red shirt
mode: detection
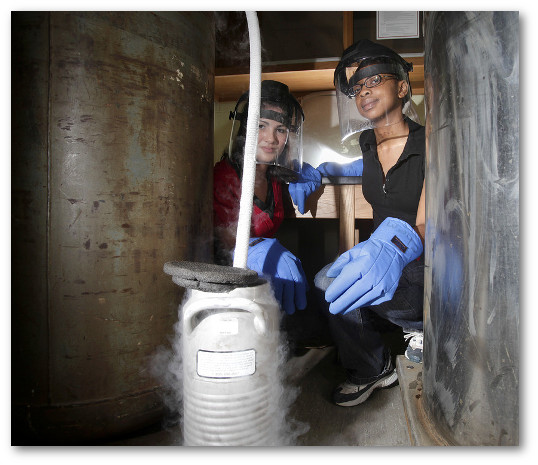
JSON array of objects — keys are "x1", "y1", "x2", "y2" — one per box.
[{"x1": 213, "y1": 80, "x2": 307, "y2": 315}]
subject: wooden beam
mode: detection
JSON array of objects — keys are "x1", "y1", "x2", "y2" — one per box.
[
  {"x1": 339, "y1": 12, "x2": 356, "y2": 250},
  {"x1": 343, "y1": 12, "x2": 354, "y2": 48},
  {"x1": 408, "y1": 56, "x2": 424, "y2": 95}
]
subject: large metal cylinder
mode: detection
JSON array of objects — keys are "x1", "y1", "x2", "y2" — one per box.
[
  {"x1": 422, "y1": 12, "x2": 519, "y2": 445},
  {"x1": 12, "y1": 12, "x2": 215, "y2": 443}
]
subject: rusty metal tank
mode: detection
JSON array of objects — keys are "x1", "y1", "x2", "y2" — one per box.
[{"x1": 12, "y1": 11, "x2": 215, "y2": 444}]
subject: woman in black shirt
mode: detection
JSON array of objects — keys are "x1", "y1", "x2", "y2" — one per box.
[{"x1": 310, "y1": 40, "x2": 426, "y2": 407}]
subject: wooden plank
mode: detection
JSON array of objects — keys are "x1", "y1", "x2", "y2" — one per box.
[
  {"x1": 216, "y1": 60, "x2": 339, "y2": 76},
  {"x1": 287, "y1": 184, "x2": 372, "y2": 220},
  {"x1": 343, "y1": 12, "x2": 354, "y2": 48},
  {"x1": 355, "y1": 184, "x2": 373, "y2": 219},
  {"x1": 215, "y1": 68, "x2": 336, "y2": 102},
  {"x1": 408, "y1": 56, "x2": 424, "y2": 95},
  {"x1": 286, "y1": 185, "x2": 339, "y2": 219},
  {"x1": 338, "y1": 184, "x2": 356, "y2": 253}
]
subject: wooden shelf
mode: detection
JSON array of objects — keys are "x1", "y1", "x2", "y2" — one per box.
[
  {"x1": 214, "y1": 56, "x2": 424, "y2": 102},
  {"x1": 215, "y1": 66, "x2": 336, "y2": 102}
]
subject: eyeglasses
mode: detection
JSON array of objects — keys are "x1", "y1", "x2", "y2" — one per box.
[{"x1": 349, "y1": 74, "x2": 399, "y2": 98}]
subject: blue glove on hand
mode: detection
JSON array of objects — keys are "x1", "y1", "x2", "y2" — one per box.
[
  {"x1": 324, "y1": 217, "x2": 423, "y2": 314},
  {"x1": 317, "y1": 158, "x2": 363, "y2": 177},
  {"x1": 288, "y1": 162, "x2": 322, "y2": 214},
  {"x1": 247, "y1": 237, "x2": 308, "y2": 315}
]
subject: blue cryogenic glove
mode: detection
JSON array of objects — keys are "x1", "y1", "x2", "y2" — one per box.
[
  {"x1": 288, "y1": 162, "x2": 322, "y2": 214},
  {"x1": 317, "y1": 158, "x2": 363, "y2": 177},
  {"x1": 324, "y1": 217, "x2": 423, "y2": 314},
  {"x1": 246, "y1": 237, "x2": 307, "y2": 315}
]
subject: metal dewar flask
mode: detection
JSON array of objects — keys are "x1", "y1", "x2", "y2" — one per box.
[
  {"x1": 169, "y1": 265, "x2": 282, "y2": 446},
  {"x1": 182, "y1": 283, "x2": 281, "y2": 446}
]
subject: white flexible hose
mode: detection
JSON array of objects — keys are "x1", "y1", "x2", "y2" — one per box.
[{"x1": 233, "y1": 11, "x2": 261, "y2": 269}]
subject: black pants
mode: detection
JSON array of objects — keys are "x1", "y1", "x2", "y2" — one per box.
[{"x1": 312, "y1": 258, "x2": 424, "y2": 384}]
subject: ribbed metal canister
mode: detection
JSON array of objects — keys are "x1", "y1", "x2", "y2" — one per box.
[
  {"x1": 12, "y1": 11, "x2": 215, "y2": 443},
  {"x1": 180, "y1": 283, "x2": 282, "y2": 446}
]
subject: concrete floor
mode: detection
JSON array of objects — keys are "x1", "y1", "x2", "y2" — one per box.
[
  {"x1": 288, "y1": 349, "x2": 410, "y2": 446},
  {"x1": 104, "y1": 348, "x2": 412, "y2": 447}
]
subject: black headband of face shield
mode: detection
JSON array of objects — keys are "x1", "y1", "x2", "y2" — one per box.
[
  {"x1": 230, "y1": 101, "x2": 299, "y2": 133},
  {"x1": 347, "y1": 62, "x2": 404, "y2": 88},
  {"x1": 259, "y1": 108, "x2": 291, "y2": 128}
]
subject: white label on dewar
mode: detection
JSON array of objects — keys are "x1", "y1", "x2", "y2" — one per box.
[
  {"x1": 197, "y1": 349, "x2": 256, "y2": 378},
  {"x1": 219, "y1": 318, "x2": 239, "y2": 335}
]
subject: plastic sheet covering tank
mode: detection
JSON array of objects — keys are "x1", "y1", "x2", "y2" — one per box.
[
  {"x1": 422, "y1": 12, "x2": 519, "y2": 445},
  {"x1": 11, "y1": 12, "x2": 215, "y2": 443}
]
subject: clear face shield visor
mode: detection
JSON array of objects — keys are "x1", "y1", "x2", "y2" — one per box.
[
  {"x1": 228, "y1": 94, "x2": 304, "y2": 182},
  {"x1": 334, "y1": 57, "x2": 419, "y2": 141}
]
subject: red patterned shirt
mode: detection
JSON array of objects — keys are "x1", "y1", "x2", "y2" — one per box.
[{"x1": 213, "y1": 159, "x2": 284, "y2": 240}]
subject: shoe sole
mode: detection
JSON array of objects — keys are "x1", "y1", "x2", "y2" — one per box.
[{"x1": 335, "y1": 370, "x2": 399, "y2": 407}]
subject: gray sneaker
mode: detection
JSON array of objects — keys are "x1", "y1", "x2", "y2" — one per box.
[
  {"x1": 332, "y1": 366, "x2": 398, "y2": 407},
  {"x1": 404, "y1": 331, "x2": 423, "y2": 363}
]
